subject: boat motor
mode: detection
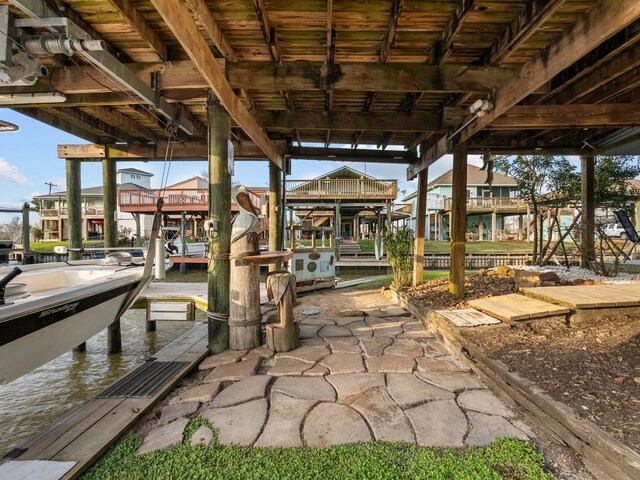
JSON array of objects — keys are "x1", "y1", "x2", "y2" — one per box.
[{"x1": 0, "y1": 267, "x2": 22, "y2": 306}]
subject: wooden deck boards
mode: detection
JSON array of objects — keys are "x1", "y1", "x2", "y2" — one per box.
[
  {"x1": 468, "y1": 294, "x2": 570, "y2": 322},
  {"x1": 436, "y1": 309, "x2": 502, "y2": 327},
  {"x1": 3, "y1": 323, "x2": 209, "y2": 480},
  {"x1": 521, "y1": 283, "x2": 640, "y2": 309}
]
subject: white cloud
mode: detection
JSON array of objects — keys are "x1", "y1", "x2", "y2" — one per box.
[
  {"x1": 0, "y1": 201, "x2": 23, "y2": 209},
  {"x1": 0, "y1": 157, "x2": 28, "y2": 185}
]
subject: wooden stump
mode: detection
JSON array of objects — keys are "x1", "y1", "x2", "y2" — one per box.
[
  {"x1": 229, "y1": 232, "x2": 262, "y2": 350},
  {"x1": 266, "y1": 272, "x2": 300, "y2": 352}
]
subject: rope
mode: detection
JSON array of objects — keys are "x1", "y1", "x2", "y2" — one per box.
[
  {"x1": 207, "y1": 311, "x2": 229, "y2": 322},
  {"x1": 208, "y1": 253, "x2": 230, "y2": 260}
]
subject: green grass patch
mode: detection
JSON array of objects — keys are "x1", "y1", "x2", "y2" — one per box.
[
  {"x1": 352, "y1": 270, "x2": 476, "y2": 290},
  {"x1": 359, "y1": 240, "x2": 532, "y2": 255},
  {"x1": 30, "y1": 240, "x2": 105, "y2": 253},
  {"x1": 82, "y1": 419, "x2": 552, "y2": 480}
]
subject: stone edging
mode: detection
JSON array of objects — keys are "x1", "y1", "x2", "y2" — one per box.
[{"x1": 390, "y1": 287, "x2": 640, "y2": 480}]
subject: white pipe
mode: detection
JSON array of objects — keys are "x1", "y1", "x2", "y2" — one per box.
[{"x1": 155, "y1": 238, "x2": 165, "y2": 279}]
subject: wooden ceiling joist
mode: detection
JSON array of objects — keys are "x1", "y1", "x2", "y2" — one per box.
[
  {"x1": 379, "y1": 0, "x2": 405, "y2": 63},
  {"x1": 148, "y1": 0, "x2": 283, "y2": 169},
  {"x1": 185, "y1": 0, "x2": 237, "y2": 61},
  {"x1": 105, "y1": 0, "x2": 168, "y2": 61},
  {"x1": 437, "y1": 0, "x2": 476, "y2": 64},
  {"x1": 409, "y1": 0, "x2": 640, "y2": 179},
  {"x1": 483, "y1": 0, "x2": 567, "y2": 66}
]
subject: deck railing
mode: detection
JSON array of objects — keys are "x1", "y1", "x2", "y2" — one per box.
[
  {"x1": 286, "y1": 179, "x2": 397, "y2": 200},
  {"x1": 442, "y1": 197, "x2": 527, "y2": 211},
  {"x1": 40, "y1": 207, "x2": 104, "y2": 217},
  {"x1": 119, "y1": 188, "x2": 261, "y2": 211}
]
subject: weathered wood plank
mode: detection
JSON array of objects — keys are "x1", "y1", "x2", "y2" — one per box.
[
  {"x1": 149, "y1": 0, "x2": 283, "y2": 169},
  {"x1": 468, "y1": 294, "x2": 570, "y2": 322},
  {"x1": 105, "y1": 0, "x2": 168, "y2": 60}
]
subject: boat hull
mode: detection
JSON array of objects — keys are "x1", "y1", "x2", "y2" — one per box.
[{"x1": 0, "y1": 279, "x2": 140, "y2": 384}]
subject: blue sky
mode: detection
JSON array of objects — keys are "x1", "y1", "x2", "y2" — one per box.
[{"x1": 0, "y1": 109, "x2": 484, "y2": 225}]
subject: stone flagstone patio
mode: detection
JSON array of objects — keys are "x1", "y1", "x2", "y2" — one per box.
[{"x1": 136, "y1": 298, "x2": 533, "y2": 454}]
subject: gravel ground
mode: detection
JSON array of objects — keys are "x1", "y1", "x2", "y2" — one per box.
[{"x1": 518, "y1": 265, "x2": 640, "y2": 283}]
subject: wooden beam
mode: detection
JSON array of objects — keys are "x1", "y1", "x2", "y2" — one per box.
[
  {"x1": 16, "y1": 108, "x2": 103, "y2": 144},
  {"x1": 326, "y1": 0, "x2": 334, "y2": 63},
  {"x1": 185, "y1": 0, "x2": 237, "y2": 61},
  {"x1": 483, "y1": 0, "x2": 566, "y2": 66},
  {"x1": 411, "y1": 0, "x2": 640, "y2": 174},
  {"x1": 256, "y1": 110, "x2": 444, "y2": 132},
  {"x1": 80, "y1": 106, "x2": 159, "y2": 142},
  {"x1": 253, "y1": 0, "x2": 280, "y2": 62},
  {"x1": 407, "y1": 136, "x2": 449, "y2": 180},
  {"x1": 462, "y1": 1, "x2": 640, "y2": 142},
  {"x1": 58, "y1": 141, "x2": 286, "y2": 161},
  {"x1": 437, "y1": 0, "x2": 476, "y2": 64},
  {"x1": 489, "y1": 104, "x2": 640, "y2": 130},
  {"x1": 289, "y1": 147, "x2": 416, "y2": 164},
  {"x1": 6, "y1": 61, "x2": 517, "y2": 95},
  {"x1": 534, "y1": 20, "x2": 640, "y2": 105},
  {"x1": 380, "y1": 0, "x2": 405, "y2": 63},
  {"x1": 149, "y1": 0, "x2": 283, "y2": 169},
  {"x1": 47, "y1": 107, "x2": 135, "y2": 143},
  {"x1": 106, "y1": 0, "x2": 168, "y2": 60}
]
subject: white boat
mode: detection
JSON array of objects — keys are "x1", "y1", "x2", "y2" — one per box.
[
  {"x1": 0, "y1": 254, "x2": 154, "y2": 384},
  {"x1": 162, "y1": 227, "x2": 206, "y2": 258},
  {"x1": 0, "y1": 202, "x2": 167, "y2": 385}
]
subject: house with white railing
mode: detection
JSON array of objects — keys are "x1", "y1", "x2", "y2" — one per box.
[
  {"x1": 285, "y1": 166, "x2": 398, "y2": 240},
  {"x1": 34, "y1": 168, "x2": 154, "y2": 241},
  {"x1": 403, "y1": 165, "x2": 528, "y2": 241}
]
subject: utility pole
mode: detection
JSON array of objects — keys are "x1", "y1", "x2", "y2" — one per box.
[{"x1": 45, "y1": 181, "x2": 57, "y2": 194}]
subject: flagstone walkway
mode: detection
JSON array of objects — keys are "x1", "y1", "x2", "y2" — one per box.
[{"x1": 136, "y1": 296, "x2": 534, "y2": 454}]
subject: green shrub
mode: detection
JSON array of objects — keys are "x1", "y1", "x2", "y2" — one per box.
[{"x1": 383, "y1": 225, "x2": 414, "y2": 289}]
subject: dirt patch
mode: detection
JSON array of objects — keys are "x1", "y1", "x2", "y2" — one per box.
[
  {"x1": 406, "y1": 275, "x2": 516, "y2": 310},
  {"x1": 466, "y1": 316, "x2": 640, "y2": 451}
]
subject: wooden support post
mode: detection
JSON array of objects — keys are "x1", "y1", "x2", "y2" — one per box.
[
  {"x1": 581, "y1": 154, "x2": 596, "y2": 266},
  {"x1": 229, "y1": 232, "x2": 262, "y2": 350},
  {"x1": 146, "y1": 302, "x2": 156, "y2": 332},
  {"x1": 269, "y1": 162, "x2": 282, "y2": 271},
  {"x1": 207, "y1": 99, "x2": 232, "y2": 354},
  {"x1": 386, "y1": 200, "x2": 392, "y2": 233},
  {"x1": 526, "y1": 206, "x2": 531, "y2": 241},
  {"x1": 102, "y1": 159, "x2": 118, "y2": 250},
  {"x1": 66, "y1": 160, "x2": 83, "y2": 262},
  {"x1": 479, "y1": 215, "x2": 484, "y2": 240},
  {"x1": 180, "y1": 211, "x2": 188, "y2": 274},
  {"x1": 21, "y1": 202, "x2": 31, "y2": 264},
  {"x1": 413, "y1": 168, "x2": 428, "y2": 286},
  {"x1": 335, "y1": 201, "x2": 341, "y2": 260},
  {"x1": 491, "y1": 210, "x2": 497, "y2": 241},
  {"x1": 518, "y1": 215, "x2": 524, "y2": 240},
  {"x1": 266, "y1": 272, "x2": 300, "y2": 352},
  {"x1": 449, "y1": 142, "x2": 467, "y2": 299},
  {"x1": 72, "y1": 342, "x2": 86, "y2": 353},
  {"x1": 102, "y1": 158, "x2": 121, "y2": 354}
]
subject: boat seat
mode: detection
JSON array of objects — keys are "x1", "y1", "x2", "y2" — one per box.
[{"x1": 107, "y1": 252, "x2": 134, "y2": 265}]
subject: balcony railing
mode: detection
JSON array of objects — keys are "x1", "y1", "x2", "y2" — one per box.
[
  {"x1": 119, "y1": 189, "x2": 260, "y2": 212},
  {"x1": 286, "y1": 179, "x2": 397, "y2": 200},
  {"x1": 40, "y1": 207, "x2": 104, "y2": 217},
  {"x1": 442, "y1": 197, "x2": 527, "y2": 211}
]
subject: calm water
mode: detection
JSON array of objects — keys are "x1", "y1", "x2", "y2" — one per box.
[
  {"x1": 0, "y1": 266, "x2": 382, "y2": 455},
  {"x1": 0, "y1": 308, "x2": 201, "y2": 455}
]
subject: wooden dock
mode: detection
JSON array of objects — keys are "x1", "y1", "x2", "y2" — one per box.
[{"x1": 0, "y1": 323, "x2": 209, "y2": 480}]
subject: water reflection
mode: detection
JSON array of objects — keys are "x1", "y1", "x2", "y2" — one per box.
[{"x1": 0, "y1": 309, "x2": 198, "y2": 455}]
